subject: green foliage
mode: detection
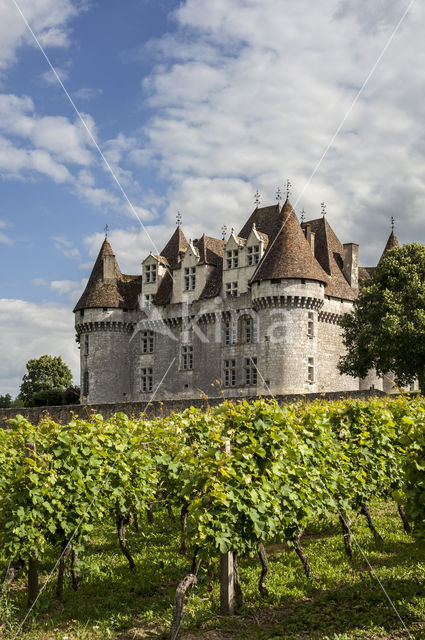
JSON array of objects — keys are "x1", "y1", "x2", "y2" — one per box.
[
  {"x1": 31, "y1": 388, "x2": 64, "y2": 406},
  {"x1": 339, "y1": 244, "x2": 425, "y2": 392},
  {"x1": 19, "y1": 355, "x2": 73, "y2": 406},
  {"x1": 0, "y1": 393, "x2": 12, "y2": 408}
]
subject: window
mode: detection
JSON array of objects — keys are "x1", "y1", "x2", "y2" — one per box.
[
  {"x1": 245, "y1": 357, "x2": 257, "y2": 386},
  {"x1": 80, "y1": 309, "x2": 84, "y2": 318},
  {"x1": 226, "y1": 249, "x2": 239, "y2": 269},
  {"x1": 243, "y1": 317, "x2": 253, "y2": 343},
  {"x1": 144, "y1": 263, "x2": 157, "y2": 283},
  {"x1": 184, "y1": 267, "x2": 196, "y2": 291},
  {"x1": 248, "y1": 245, "x2": 260, "y2": 265},
  {"x1": 307, "y1": 312, "x2": 314, "y2": 337},
  {"x1": 225, "y1": 282, "x2": 238, "y2": 297},
  {"x1": 84, "y1": 335, "x2": 89, "y2": 356},
  {"x1": 83, "y1": 370, "x2": 89, "y2": 396},
  {"x1": 224, "y1": 359, "x2": 236, "y2": 387},
  {"x1": 142, "y1": 330, "x2": 154, "y2": 354},
  {"x1": 142, "y1": 294, "x2": 153, "y2": 308},
  {"x1": 223, "y1": 319, "x2": 237, "y2": 345},
  {"x1": 308, "y1": 357, "x2": 314, "y2": 383},
  {"x1": 141, "y1": 367, "x2": 153, "y2": 392},
  {"x1": 181, "y1": 345, "x2": 193, "y2": 370}
]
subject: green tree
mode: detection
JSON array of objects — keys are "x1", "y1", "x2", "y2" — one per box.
[
  {"x1": 20, "y1": 355, "x2": 73, "y2": 406},
  {"x1": 339, "y1": 243, "x2": 425, "y2": 394},
  {"x1": 0, "y1": 393, "x2": 12, "y2": 408}
]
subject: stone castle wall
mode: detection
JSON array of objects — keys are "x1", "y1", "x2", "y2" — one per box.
[{"x1": 0, "y1": 388, "x2": 386, "y2": 429}]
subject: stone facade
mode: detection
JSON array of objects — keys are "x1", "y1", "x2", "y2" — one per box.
[{"x1": 74, "y1": 199, "x2": 405, "y2": 404}]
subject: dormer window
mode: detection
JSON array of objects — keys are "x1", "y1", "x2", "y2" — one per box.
[
  {"x1": 184, "y1": 267, "x2": 196, "y2": 291},
  {"x1": 248, "y1": 246, "x2": 260, "y2": 265},
  {"x1": 145, "y1": 264, "x2": 157, "y2": 283},
  {"x1": 226, "y1": 249, "x2": 238, "y2": 269}
]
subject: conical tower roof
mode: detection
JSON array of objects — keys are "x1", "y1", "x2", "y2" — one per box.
[
  {"x1": 251, "y1": 201, "x2": 328, "y2": 284},
  {"x1": 381, "y1": 230, "x2": 399, "y2": 258},
  {"x1": 160, "y1": 226, "x2": 188, "y2": 268},
  {"x1": 74, "y1": 239, "x2": 125, "y2": 312}
]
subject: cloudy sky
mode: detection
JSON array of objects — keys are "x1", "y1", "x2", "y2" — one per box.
[{"x1": 0, "y1": 0, "x2": 423, "y2": 396}]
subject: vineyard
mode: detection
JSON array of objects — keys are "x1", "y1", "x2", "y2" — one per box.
[{"x1": 1, "y1": 397, "x2": 425, "y2": 639}]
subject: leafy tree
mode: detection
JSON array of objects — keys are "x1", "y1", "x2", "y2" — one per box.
[
  {"x1": 0, "y1": 393, "x2": 12, "y2": 408},
  {"x1": 19, "y1": 355, "x2": 72, "y2": 406},
  {"x1": 339, "y1": 243, "x2": 425, "y2": 394}
]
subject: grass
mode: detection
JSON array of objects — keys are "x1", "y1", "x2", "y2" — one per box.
[{"x1": 1, "y1": 500, "x2": 424, "y2": 640}]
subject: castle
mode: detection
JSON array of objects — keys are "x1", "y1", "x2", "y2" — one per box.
[{"x1": 74, "y1": 198, "x2": 403, "y2": 403}]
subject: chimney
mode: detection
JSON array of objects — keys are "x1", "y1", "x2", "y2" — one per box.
[
  {"x1": 343, "y1": 243, "x2": 359, "y2": 288},
  {"x1": 103, "y1": 254, "x2": 117, "y2": 283}
]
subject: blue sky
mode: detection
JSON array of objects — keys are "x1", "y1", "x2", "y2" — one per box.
[{"x1": 1, "y1": 0, "x2": 424, "y2": 396}]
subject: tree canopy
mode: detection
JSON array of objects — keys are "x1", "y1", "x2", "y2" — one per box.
[
  {"x1": 339, "y1": 243, "x2": 425, "y2": 394},
  {"x1": 19, "y1": 355, "x2": 73, "y2": 406}
]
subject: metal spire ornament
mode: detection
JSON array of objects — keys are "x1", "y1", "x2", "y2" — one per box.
[
  {"x1": 286, "y1": 179, "x2": 292, "y2": 199},
  {"x1": 321, "y1": 202, "x2": 327, "y2": 217},
  {"x1": 221, "y1": 224, "x2": 227, "y2": 240},
  {"x1": 104, "y1": 224, "x2": 109, "y2": 238},
  {"x1": 254, "y1": 190, "x2": 261, "y2": 207},
  {"x1": 391, "y1": 216, "x2": 395, "y2": 232},
  {"x1": 176, "y1": 211, "x2": 182, "y2": 226},
  {"x1": 300, "y1": 208, "x2": 306, "y2": 224},
  {"x1": 275, "y1": 187, "x2": 282, "y2": 202}
]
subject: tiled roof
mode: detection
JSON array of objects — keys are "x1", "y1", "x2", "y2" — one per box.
[
  {"x1": 358, "y1": 266, "x2": 375, "y2": 282},
  {"x1": 251, "y1": 203, "x2": 329, "y2": 285},
  {"x1": 238, "y1": 203, "x2": 283, "y2": 240},
  {"x1": 160, "y1": 226, "x2": 188, "y2": 268},
  {"x1": 74, "y1": 239, "x2": 142, "y2": 312},
  {"x1": 153, "y1": 270, "x2": 173, "y2": 306},
  {"x1": 381, "y1": 230, "x2": 399, "y2": 259},
  {"x1": 302, "y1": 217, "x2": 357, "y2": 300},
  {"x1": 194, "y1": 234, "x2": 225, "y2": 266},
  {"x1": 199, "y1": 267, "x2": 222, "y2": 299}
]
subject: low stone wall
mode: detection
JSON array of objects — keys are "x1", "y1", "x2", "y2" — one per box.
[{"x1": 0, "y1": 389, "x2": 386, "y2": 428}]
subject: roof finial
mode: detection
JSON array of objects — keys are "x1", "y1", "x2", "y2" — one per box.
[
  {"x1": 321, "y1": 202, "x2": 327, "y2": 217},
  {"x1": 391, "y1": 216, "x2": 395, "y2": 232},
  {"x1": 254, "y1": 190, "x2": 261, "y2": 207},
  {"x1": 104, "y1": 223, "x2": 109, "y2": 238},
  {"x1": 176, "y1": 211, "x2": 182, "y2": 226},
  {"x1": 286, "y1": 179, "x2": 292, "y2": 199},
  {"x1": 300, "y1": 208, "x2": 306, "y2": 224},
  {"x1": 221, "y1": 224, "x2": 227, "y2": 240},
  {"x1": 275, "y1": 187, "x2": 282, "y2": 202}
]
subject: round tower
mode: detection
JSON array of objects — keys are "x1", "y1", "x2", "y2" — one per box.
[{"x1": 74, "y1": 239, "x2": 139, "y2": 404}]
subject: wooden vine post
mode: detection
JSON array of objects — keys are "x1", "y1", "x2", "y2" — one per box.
[
  {"x1": 26, "y1": 442, "x2": 39, "y2": 606},
  {"x1": 220, "y1": 439, "x2": 234, "y2": 616}
]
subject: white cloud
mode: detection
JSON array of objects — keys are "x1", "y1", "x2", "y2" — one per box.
[
  {"x1": 0, "y1": 0, "x2": 81, "y2": 72},
  {"x1": 134, "y1": 0, "x2": 425, "y2": 266},
  {"x1": 52, "y1": 235, "x2": 81, "y2": 259},
  {"x1": 0, "y1": 298, "x2": 79, "y2": 397},
  {"x1": 0, "y1": 220, "x2": 13, "y2": 246},
  {"x1": 73, "y1": 87, "x2": 103, "y2": 102}
]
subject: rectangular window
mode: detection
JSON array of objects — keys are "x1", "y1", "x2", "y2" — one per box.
[
  {"x1": 243, "y1": 317, "x2": 253, "y2": 343},
  {"x1": 224, "y1": 320, "x2": 231, "y2": 345},
  {"x1": 184, "y1": 267, "x2": 196, "y2": 291},
  {"x1": 145, "y1": 264, "x2": 157, "y2": 283},
  {"x1": 225, "y1": 281, "x2": 238, "y2": 297},
  {"x1": 143, "y1": 294, "x2": 153, "y2": 308},
  {"x1": 141, "y1": 367, "x2": 153, "y2": 392},
  {"x1": 308, "y1": 312, "x2": 314, "y2": 337},
  {"x1": 84, "y1": 334, "x2": 89, "y2": 356},
  {"x1": 308, "y1": 357, "x2": 314, "y2": 383},
  {"x1": 182, "y1": 345, "x2": 193, "y2": 370},
  {"x1": 245, "y1": 357, "x2": 257, "y2": 386},
  {"x1": 248, "y1": 246, "x2": 260, "y2": 265},
  {"x1": 226, "y1": 249, "x2": 239, "y2": 269},
  {"x1": 223, "y1": 320, "x2": 237, "y2": 345},
  {"x1": 142, "y1": 330, "x2": 154, "y2": 354},
  {"x1": 224, "y1": 359, "x2": 236, "y2": 387}
]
